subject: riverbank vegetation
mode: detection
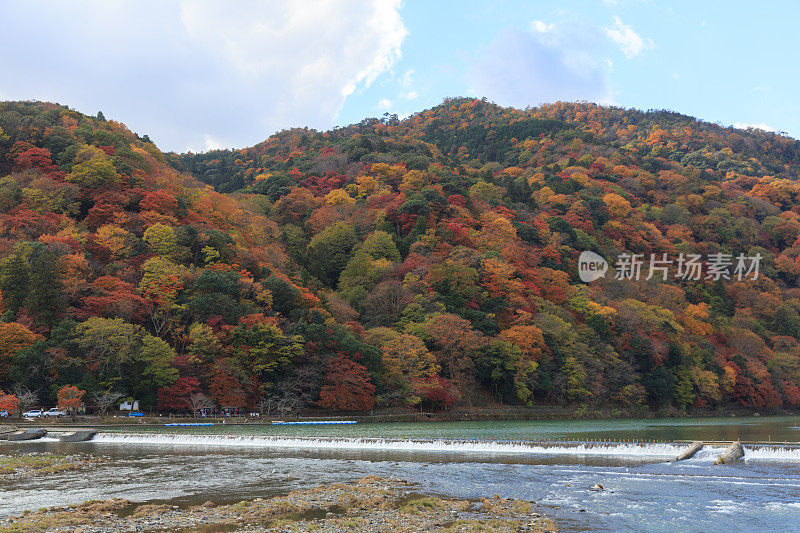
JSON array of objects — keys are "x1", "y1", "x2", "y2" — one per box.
[
  {"x1": 0, "y1": 452, "x2": 105, "y2": 478},
  {"x1": 0, "y1": 98, "x2": 799, "y2": 416}
]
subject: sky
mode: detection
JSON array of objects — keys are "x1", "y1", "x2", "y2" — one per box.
[{"x1": 0, "y1": 0, "x2": 797, "y2": 152}]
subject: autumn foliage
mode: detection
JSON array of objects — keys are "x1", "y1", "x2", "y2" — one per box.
[
  {"x1": 0, "y1": 98, "x2": 799, "y2": 415},
  {"x1": 0, "y1": 390, "x2": 19, "y2": 414},
  {"x1": 317, "y1": 354, "x2": 376, "y2": 411},
  {"x1": 57, "y1": 385, "x2": 85, "y2": 416}
]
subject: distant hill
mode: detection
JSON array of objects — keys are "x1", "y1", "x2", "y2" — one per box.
[{"x1": 1, "y1": 97, "x2": 800, "y2": 414}]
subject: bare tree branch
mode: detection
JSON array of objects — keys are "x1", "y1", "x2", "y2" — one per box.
[
  {"x1": 93, "y1": 390, "x2": 126, "y2": 419},
  {"x1": 11, "y1": 384, "x2": 38, "y2": 418},
  {"x1": 185, "y1": 393, "x2": 214, "y2": 417}
]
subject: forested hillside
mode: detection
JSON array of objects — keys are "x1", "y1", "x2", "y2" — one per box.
[{"x1": 2, "y1": 97, "x2": 800, "y2": 415}]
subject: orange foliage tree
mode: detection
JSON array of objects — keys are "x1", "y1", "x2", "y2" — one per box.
[
  {"x1": 0, "y1": 323, "x2": 41, "y2": 380},
  {"x1": 0, "y1": 390, "x2": 20, "y2": 415},
  {"x1": 57, "y1": 385, "x2": 86, "y2": 420}
]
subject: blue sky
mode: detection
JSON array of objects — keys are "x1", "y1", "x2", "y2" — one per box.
[
  {"x1": 341, "y1": 1, "x2": 799, "y2": 136},
  {"x1": 0, "y1": 1, "x2": 796, "y2": 151}
]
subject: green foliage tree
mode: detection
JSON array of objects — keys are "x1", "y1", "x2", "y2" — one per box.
[
  {"x1": 359, "y1": 230, "x2": 401, "y2": 261},
  {"x1": 139, "y1": 335, "x2": 178, "y2": 388},
  {"x1": 143, "y1": 224, "x2": 178, "y2": 257},
  {"x1": 474, "y1": 340, "x2": 520, "y2": 403},
  {"x1": 0, "y1": 242, "x2": 65, "y2": 326},
  {"x1": 232, "y1": 322, "x2": 304, "y2": 380},
  {"x1": 306, "y1": 222, "x2": 359, "y2": 285},
  {"x1": 65, "y1": 145, "x2": 119, "y2": 188}
]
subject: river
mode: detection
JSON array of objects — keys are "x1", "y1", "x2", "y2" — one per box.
[{"x1": 2, "y1": 415, "x2": 800, "y2": 531}]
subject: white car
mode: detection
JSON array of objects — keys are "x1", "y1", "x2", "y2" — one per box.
[
  {"x1": 43, "y1": 408, "x2": 66, "y2": 418},
  {"x1": 22, "y1": 409, "x2": 42, "y2": 418},
  {"x1": 0, "y1": 410, "x2": 9, "y2": 417}
]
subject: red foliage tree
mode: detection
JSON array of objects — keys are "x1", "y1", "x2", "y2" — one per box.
[
  {"x1": 411, "y1": 376, "x2": 461, "y2": 409},
  {"x1": 208, "y1": 365, "x2": 247, "y2": 407},
  {"x1": 140, "y1": 189, "x2": 178, "y2": 215},
  {"x1": 317, "y1": 354, "x2": 376, "y2": 411},
  {"x1": 0, "y1": 390, "x2": 20, "y2": 415},
  {"x1": 0, "y1": 322, "x2": 41, "y2": 381},
  {"x1": 447, "y1": 194, "x2": 467, "y2": 207},
  {"x1": 81, "y1": 276, "x2": 150, "y2": 321},
  {"x1": 9, "y1": 141, "x2": 57, "y2": 172},
  {"x1": 783, "y1": 381, "x2": 800, "y2": 407},
  {"x1": 157, "y1": 376, "x2": 201, "y2": 411}
]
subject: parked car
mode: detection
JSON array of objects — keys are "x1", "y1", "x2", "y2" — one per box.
[
  {"x1": 43, "y1": 408, "x2": 66, "y2": 418},
  {"x1": 22, "y1": 409, "x2": 42, "y2": 418},
  {"x1": 0, "y1": 410, "x2": 9, "y2": 417}
]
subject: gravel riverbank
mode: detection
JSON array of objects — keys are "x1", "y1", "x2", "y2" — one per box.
[
  {"x1": 0, "y1": 452, "x2": 106, "y2": 479},
  {"x1": 0, "y1": 476, "x2": 557, "y2": 532}
]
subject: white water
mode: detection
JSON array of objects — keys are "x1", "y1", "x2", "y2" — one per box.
[
  {"x1": 742, "y1": 445, "x2": 800, "y2": 462},
  {"x1": 86, "y1": 433, "x2": 800, "y2": 462},
  {"x1": 87, "y1": 433, "x2": 688, "y2": 458},
  {"x1": 7, "y1": 421, "x2": 800, "y2": 532}
]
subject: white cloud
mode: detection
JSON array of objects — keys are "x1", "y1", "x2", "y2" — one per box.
[
  {"x1": 733, "y1": 122, "x2": 775, "y2": 132},
  {"x1": 469, "y1": 22, "x2": 613, "y2": 109},
  {"x1": 531, "y1": 20, "x2": 555, "y2": 34},
  {"x1": 0, "y1": 0, "x2": 407, "y2": 151},
  {"x1": 377, "y1": 98, "x2": 393, "y2": 110},
  {"x1": 398, "y1": 69, "x2": 418, "y2": 100},
  {"x1": 202, "y1": 135, "x2": 225, "y2": 151},
  {"x1": 605, "y1": 16, "x2": 652, "y2": 58},
  {"x1": 401, "y1": 69, "x2": 415, "y2": 87},
  {"x1": 529, "y1": 20, "x2": 558, "y2": 46}
]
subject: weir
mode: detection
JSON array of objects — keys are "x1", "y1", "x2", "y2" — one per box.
[{"x1": 84, "y1": 433, "x2": 800, "y2": 462}]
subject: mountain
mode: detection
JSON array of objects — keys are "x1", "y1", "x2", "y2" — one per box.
[{"x1": 0, "y1": 97, "x2": 799, "y2": 415}]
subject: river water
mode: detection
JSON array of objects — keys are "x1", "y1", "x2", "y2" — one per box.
[{"x1": 2, "y1": 416, "x2": 800, "y2": 531}]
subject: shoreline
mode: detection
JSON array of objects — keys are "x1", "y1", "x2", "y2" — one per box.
[
  {"x1": 6, "y1": 405, "x2": 799, "y2": 429},
  {"x1": 0, "y1": 476, "x2": 557, "y2": 532}
]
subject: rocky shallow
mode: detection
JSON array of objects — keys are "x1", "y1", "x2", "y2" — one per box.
[
  {"x1": 0, "y1": 476, "x2": 557, "y2": 532},
  {"x1": 0, "y1": 452, "x2": 107, "y2": 479}
]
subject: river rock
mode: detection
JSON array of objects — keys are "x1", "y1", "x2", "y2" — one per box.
[
  {"x1": 4, "y1": 428, "x2": 47, "y2": 441},
  {"x1": 58, "y1": 430, "x2": 97, "y2": 442},
  {"x1": 715, "y1": 442, "x2": 745, "y2": 464},
  {"x1": 676, "y1": 441, "x2": 704, "y2": 461}
]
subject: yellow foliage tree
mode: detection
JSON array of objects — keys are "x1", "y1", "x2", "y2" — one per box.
[
  {"x1": 399, "y1": 170, "x2": 428, "y2": 192},
  {"x1": 681, "y1": 303, "x2": 714, "y2": 335},
  {"x1": 96, "y1": 224, "x2": 133, "y2": 260},
  {"x1": 603, "y1": 192, "x2": 632, "y2": 218},
  {"x1": 382, "y1": 334, "x2": 440, "y2": 386},
  {"x1": 477, "y1": 212, "x2": 517, "y2": 250},
  {"x1": 324, "y1": 188, "x2": 355, "y2": 206}
]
